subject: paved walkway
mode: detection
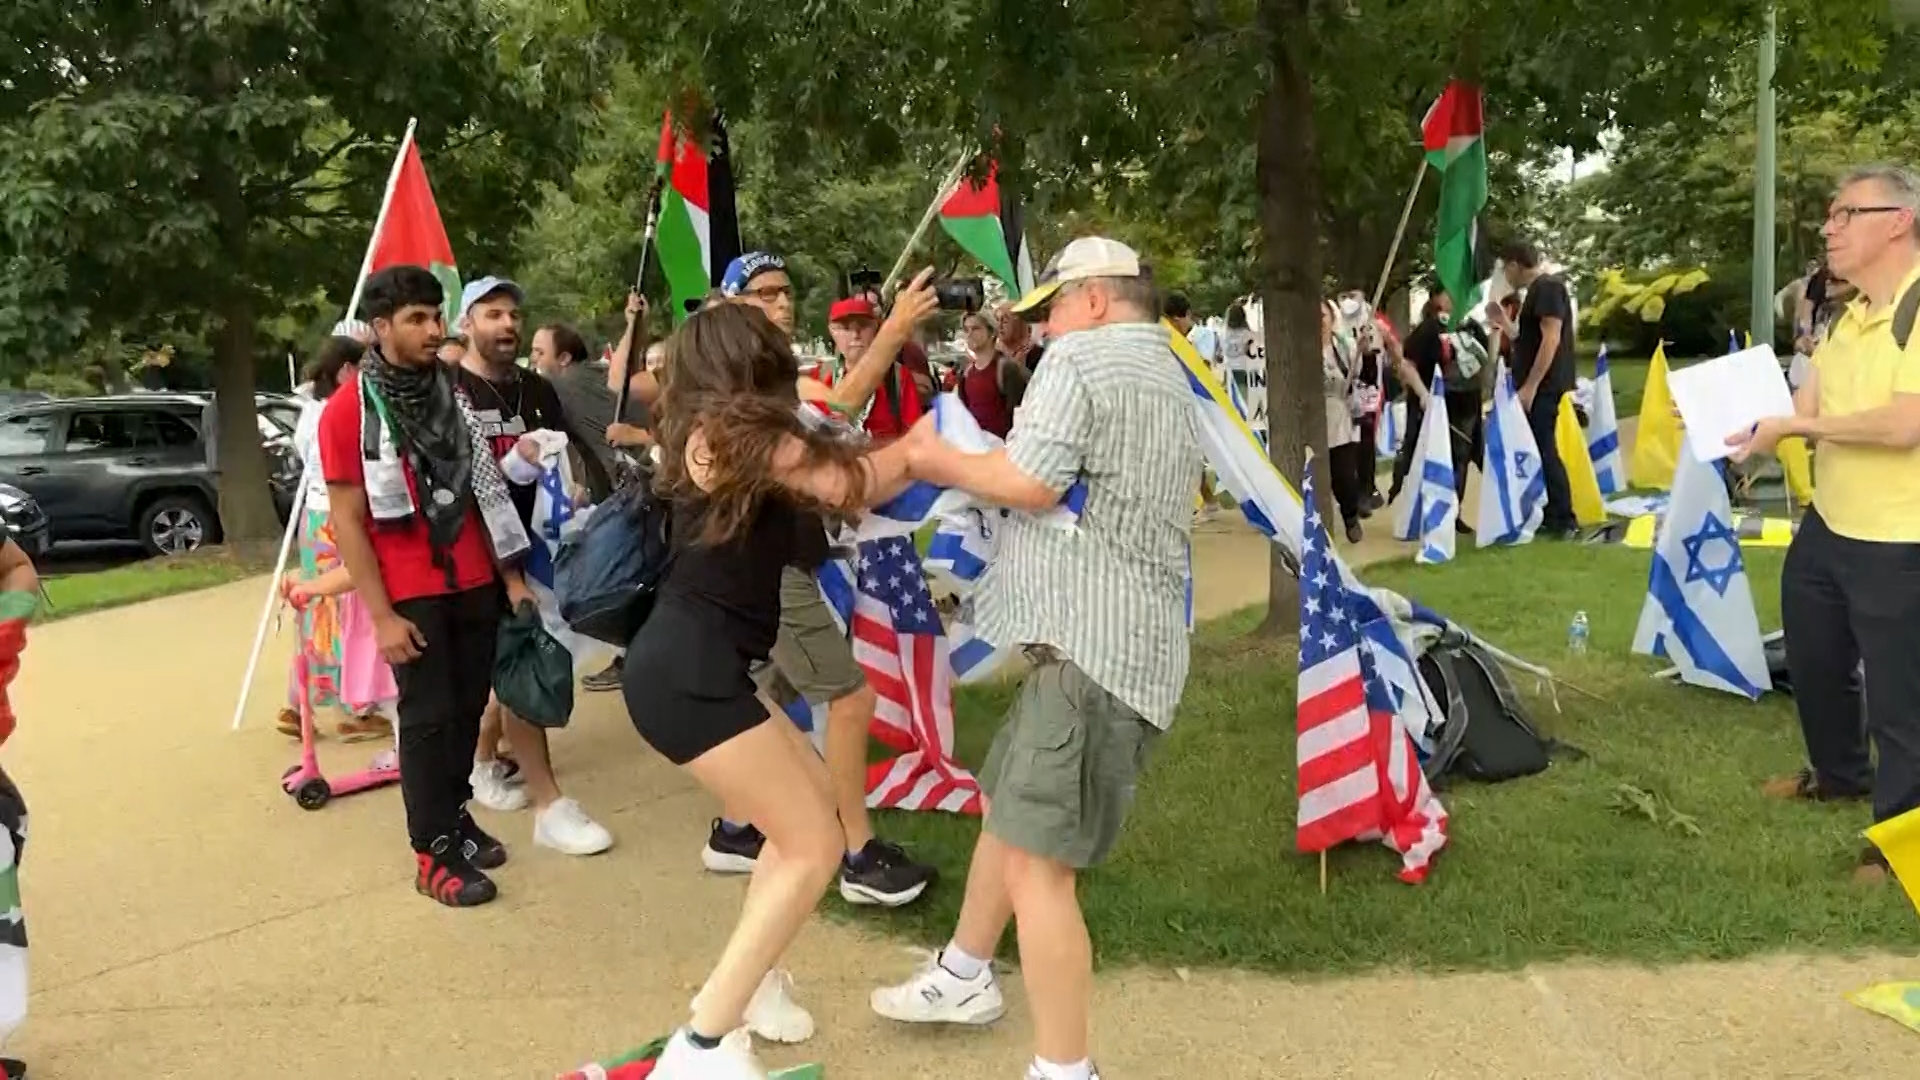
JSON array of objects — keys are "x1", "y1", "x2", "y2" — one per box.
[{"x1": 6, "y1": 508, "x2": 1916, "y2": 1077}]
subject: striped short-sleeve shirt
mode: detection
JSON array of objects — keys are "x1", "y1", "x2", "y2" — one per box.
[{"x1": 976, "y1": 321, "x2": 1204, "y2": 728}]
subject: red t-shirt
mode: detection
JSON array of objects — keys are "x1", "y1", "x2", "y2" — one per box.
[
  {"x1": 955, "y1": 359, "x2": 1014, "y2": 438},
  {"x1": 317, "y1": 378, "x2": 498, "y2": 604}
]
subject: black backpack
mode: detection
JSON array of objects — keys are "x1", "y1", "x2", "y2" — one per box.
[
  {"x1": 1417, "y1": 640, "x2": 1558, "y2": 785},
  {"x1": 553, "y1": 476, "x2": 673, "y2": 647},
  {"x1": 1893, "y1": 278, "x2": 1920, "y2": 349}
]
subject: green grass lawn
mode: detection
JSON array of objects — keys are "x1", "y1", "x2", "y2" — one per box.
[
  {"x1": 857, "y1": 542, "x2": 1917, "y2": 975},
  {"x1": 40, "y1": 549, "x2": 265, "y2": 620}
]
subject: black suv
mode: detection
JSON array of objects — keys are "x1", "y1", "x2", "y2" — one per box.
[{"x1": 0, "y1": 395, "x2": 300, "y2": 556}]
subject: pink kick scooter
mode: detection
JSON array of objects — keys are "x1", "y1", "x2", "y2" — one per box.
[{"x1": 280, "y1": 648, "x2": 401, "y2": 811}]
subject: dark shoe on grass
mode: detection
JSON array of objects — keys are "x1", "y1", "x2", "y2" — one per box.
[
  {"x1": 1760, "y1": 767, "x2": 1870, "y2": 804},
  {"x1": 1854, "y1": 846, "x2": 1894, "y2": 886}
]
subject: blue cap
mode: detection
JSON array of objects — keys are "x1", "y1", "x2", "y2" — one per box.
[
  {"x1": 721, "y1": 252, "x2": 786, "y2": 297},
  {"x1": 459, "y1": 276, "x2": 525, "y2": 321}
]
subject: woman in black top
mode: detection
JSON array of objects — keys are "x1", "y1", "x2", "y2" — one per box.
[{"x1": 624, "y1": 303, "x2": 918, "y2": 1078}]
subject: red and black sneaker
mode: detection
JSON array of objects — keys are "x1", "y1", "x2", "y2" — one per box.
[
  {"x1": 415, "y1": 835, "x2": 498, "y2": 908},
  {"x1": 457, "y1": 810, "x2": 508, "y2": 871}
]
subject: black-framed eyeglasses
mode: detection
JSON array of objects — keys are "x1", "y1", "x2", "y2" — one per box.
[{"x1": 1826, "y1": 205, "x2": 1909, "y2": 226}]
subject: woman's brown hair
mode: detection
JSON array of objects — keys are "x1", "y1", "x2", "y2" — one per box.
[{"x1": 653, "y1": 303, "x2": 871, "y2": 545}]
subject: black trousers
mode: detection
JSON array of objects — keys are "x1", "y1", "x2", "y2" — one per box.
[
  {"x1": 391, "y1": 583, "x2": 503, "y2": 851},
  {"x1": 1782, "y1": 509, "x2": 1920, "y2": 824},
  {"x1": 1356, "y1": 416, "x2": 1381, "y2": 499},
  {"x1": 1389, "y1": 391, "x2": 1482, "y2": 504},
  {"x1": 1327, "y1": 440, "x2": 1367, "y2": 527},
  {"x1": 1524, "y1": 389, "x2": 1577, "y2": 533}
]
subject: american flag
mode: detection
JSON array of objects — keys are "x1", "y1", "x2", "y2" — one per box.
[
  {"x1": 1296, "y1": 455, "x2": 1448, "y2": 883},
  {"x1": 841, "y1": 535, "x2": 982, "y2": 814}
]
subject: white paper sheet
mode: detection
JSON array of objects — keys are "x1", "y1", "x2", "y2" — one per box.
[{"x1": 1666, "y1": 346, "x2": 1796, "y2": 463}]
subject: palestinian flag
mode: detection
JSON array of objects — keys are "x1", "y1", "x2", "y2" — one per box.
[
  {"x1": 367, "y1": 133, "x2": 462, "y2": 328},
  {"x1": 1422, "y1": 82, "x2": 1490, "y2": 327},
  {"x1": 555, "y1": 1037, "x2": 822, "y2": 1079},
  {"x1": 937, "y1": 161, "x2": 1033, "y2": 294},
  {"x1": 0, "y1": 590, "x2": 35, "y2": 747},
  {"x1": 655, "y1": 110, "x2": 742, "y2": 322}
]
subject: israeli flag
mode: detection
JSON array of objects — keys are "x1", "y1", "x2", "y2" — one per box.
[
  {"x1": 524, "y1": 434, "x2": 614, "y2": 674},
  {"x1": 1475, "y1": 361, "x2": 1546, "y2": 547},
  {"x1": 1587, "y1": 346, "x2": 1625, "y2": 496},
  {"x1": 1630, "y1": 444, "x2": 1770, "y2": 699},
  {"x1": 1375, "y1": 399, "x2": 1406, "y2": 460},
  {"x1": 1391, "y1": 374, "x2": 1457, "y2": 564}
]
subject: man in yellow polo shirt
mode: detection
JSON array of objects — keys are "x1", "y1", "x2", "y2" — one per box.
[{"x1": 1731, "y1": 163, "x2": 1920, "y2": 884}]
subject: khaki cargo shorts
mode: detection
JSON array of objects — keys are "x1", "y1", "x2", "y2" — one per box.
[
  {"x1": 979, "y1": 650, "x2": 1162, "y2": 869},
  {"x1": 753, "y1": 567, "x2": 867, "y2": 704}
]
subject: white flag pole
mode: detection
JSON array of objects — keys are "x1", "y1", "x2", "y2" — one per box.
[
  {"x1": 880, "y1": 146, "x2": 975, "y2": 297},
  {"x1": 1370, "y1": 158, "x2": 1429, "y2": 313},
  {"x1": 229, "y1": 118, "x2": 415, "y2": 733}
]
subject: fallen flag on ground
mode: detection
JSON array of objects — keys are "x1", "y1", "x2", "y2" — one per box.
[{"x1": 556, "y1": 1037, "x2": 822, "y2": 1079}]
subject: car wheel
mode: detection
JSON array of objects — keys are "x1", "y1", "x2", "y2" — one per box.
[{"x1": 138, "y1": 495, "x2": 212, "y2": 557}]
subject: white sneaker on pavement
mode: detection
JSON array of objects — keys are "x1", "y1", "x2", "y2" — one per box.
[
  {"x1": 533, "y1": 797, "x2": 614, "y2": 856},
  {"x1": 652, "y1": 1028, "x2": 768, "y2": 1080},
  {"x1": 870, "y1": 951, "x2": 1006, "y2": 1026},
  {"x1": 469, "y1": 760, "x2": 528, "y2": 812},
  {"x1": 692, "y1": 968, "x2": 815, "y2": 1045}
]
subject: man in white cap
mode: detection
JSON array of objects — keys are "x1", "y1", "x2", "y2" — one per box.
[
  {"x1": 451, "y1": 275, "x2": 615, "y2": 858},
  {"x1": 872, "y1": 238, "x2": 1203, "y2": 1080}
]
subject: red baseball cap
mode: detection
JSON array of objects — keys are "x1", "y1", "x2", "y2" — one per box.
[{"x1": 828, "y1": 297, "x2": 877, "y2": 323}]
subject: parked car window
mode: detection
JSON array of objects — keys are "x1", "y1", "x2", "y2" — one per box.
[
  {"x1": 150, "y1": 412, "x2": 200, "y2": 448},
  {"x1": 0, "y1": 415, "x2": 53, "y2": 457},
  {"x1": 62, "y1": 412, "x2": 142, "y2": 453}
]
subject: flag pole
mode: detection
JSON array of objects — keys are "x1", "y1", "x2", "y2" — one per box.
[
  {"x1": 230, "y1": 118, "x2": 414, "y2": 733},
  {"x1": 1370, "y1": 159, "x2": 1429, "y2": 313},
  {"x1": 1319, "y1": 851, "x2": 1329, "y2": 895},
  {"x1": 881, "y1": 146, "x2": 975, "y2": 297},
  {"x1": 612, "y1": 171, "x2": 669, "y2": 430}
]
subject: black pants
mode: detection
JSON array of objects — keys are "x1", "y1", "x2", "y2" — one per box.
[
  {"x1": 1327, "y1": 440, "x2": 1367, "y2": 527},
  {"x1": 1782, "y1": 509, "x2": 1920, "y2": 824},
  {"x1": 391, "y1": 583, "x2": 503, "y2": 851},
  {"x1": 1390, "y1": 391, "x2": 1482, "y2": 504},
  {"x1": 1356, "y1": 416, "x2": 1380, "y2": 500},
  {"x1": 1524, "y1": 389, "x2": 1577, "y2": 533}
]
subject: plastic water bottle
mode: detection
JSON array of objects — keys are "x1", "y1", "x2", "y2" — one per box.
[{"x1": 1568, "y1": 611, "x2": 1590, "y2": 655}]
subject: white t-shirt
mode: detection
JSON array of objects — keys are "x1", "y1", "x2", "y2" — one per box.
[{"x1": 294, "y1": 398, "x2": 329, "y2": 513}]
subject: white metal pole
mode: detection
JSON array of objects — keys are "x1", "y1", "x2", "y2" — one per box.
[
  {"x1": 1370, "y1": 159, "x2": 1430, "y2": 313},
  {"x1": 231, "y1": 118, "x2": 413, "y2": 732},
  {"x1": 880, "y1": 147, "x2": 975, "y2": 297}
]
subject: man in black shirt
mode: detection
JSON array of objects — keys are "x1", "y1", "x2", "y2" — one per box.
[
  {"x1": 454, "y1": 276, "x2": 616, "y2": 857},
  {"x1": 1388, "y1": 290, "x2": 1485, "y2": 523},
  {"x1": 1488, "y1": 240, "x2": 1578, "y2": 536}
]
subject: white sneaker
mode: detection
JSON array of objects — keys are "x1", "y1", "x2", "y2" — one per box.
[
  {"x1": 652, "y1": 1028, "x2": 768, "y2": 1080},
  {"x1": 469, "y1": 760, "x2": 528, "y2": 812},
  {"x1": 1026, "y1": 1065, "x2": 1103, "y2": 1080},
  {"x1": 692, "y1": 968, "x2": 816, "y2": 1044},
  {"x1": 871, "y1": 951, "x2": 1005, "y2": 1026},
  {"x1": 533, "y1": 797, "x2": 614, "y2": 856}
]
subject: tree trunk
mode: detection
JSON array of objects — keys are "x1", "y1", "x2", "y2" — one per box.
[
  {"x1": 207, "y1": 150, "x2": 279, "y2": 549},
  {"x1": 1253, "y1": 0, "x2": 1326, "y2": 636}
]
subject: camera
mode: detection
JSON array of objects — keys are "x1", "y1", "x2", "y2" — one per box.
[{"x1": 932, "y1": 277, "x2": 986, "y2": 313}]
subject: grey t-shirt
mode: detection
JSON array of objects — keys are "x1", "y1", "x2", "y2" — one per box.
[{"x1": 550, "y1": 363, "x2": 651, "y2": 483}]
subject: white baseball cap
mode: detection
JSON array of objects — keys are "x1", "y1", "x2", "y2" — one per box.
[{"x1": 1010, "y1": 237, "x2": 1145, "y2": 315}]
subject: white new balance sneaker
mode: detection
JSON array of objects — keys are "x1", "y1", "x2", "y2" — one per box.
[
  {"x1": 871, "y1": 951, "x2": 1005, "y2": 1026},
  {"x1": 533, "y1": 797, "x2": 614, "y2": 856},
  {"x1": 652, "y1": 1028, "x2": 768, "y2": 1080},
  {"x1": 692, "y1": 968, "x2": 815, "y2": 1044},
  {"x1": 469, "y1": 760, "x2": 528, "y2": 812}
]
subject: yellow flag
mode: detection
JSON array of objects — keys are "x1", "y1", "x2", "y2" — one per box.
[
  {"x1": 1866, "y1": 805, "x2": 1920, "y2": 918},
  {"x1": 1630, "y1": 343, "x2": 1683, "y2": 489},
  {"x1": 1778, "y1": 437, "x2": 1815, "y2": 504},
  {"x1": 1556, "y1": 394, "x2": 1607, "y2": 526}
]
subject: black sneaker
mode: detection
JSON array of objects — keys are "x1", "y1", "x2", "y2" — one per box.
[
  {"x1": 701, "y1": 818, "x2": 764, "y2": 875},
  {"x1": 415, "y1": 836, "x2": 498, "y2": 908},
  {"x1": 581, "y1": 656, "x2": 624, "y2": 693},
  {"x1": 457, "y1": 810, "x2": 508, "y2": 871},
  {"x1": 1364, "y1": 491, "x2": 1386, "y2": 512},
  {"x1": 1344, "y1": 520, "x2": 1363, "y2": 544},
  {"x1": 840, "y1": 838, "x2": 937, "y2": 908},
  {"x1": 2, "y1": 1056, "x2": 25, "y2": 1080}
]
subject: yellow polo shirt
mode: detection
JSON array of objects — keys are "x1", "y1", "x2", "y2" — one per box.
[{"x1": 1811, "y1": 263, "x2": 1920, "y2": 542}]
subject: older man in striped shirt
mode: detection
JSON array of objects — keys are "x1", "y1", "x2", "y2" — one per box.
[{"x1": 872, "y1": 238, "x2": 1203, "y2": 1080}]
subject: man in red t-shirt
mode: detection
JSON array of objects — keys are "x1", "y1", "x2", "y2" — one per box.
[
  {"x1": 320, "y1": 265, "x2": 534, "y2": 909},
  {"x1": 946, "y1": 310, "x2": 1029, "y2": 438}
]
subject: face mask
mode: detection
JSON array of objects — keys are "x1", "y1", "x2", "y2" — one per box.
[{"x1": 1339, "y1": 298, "x2": 1363, "y2": 318}]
